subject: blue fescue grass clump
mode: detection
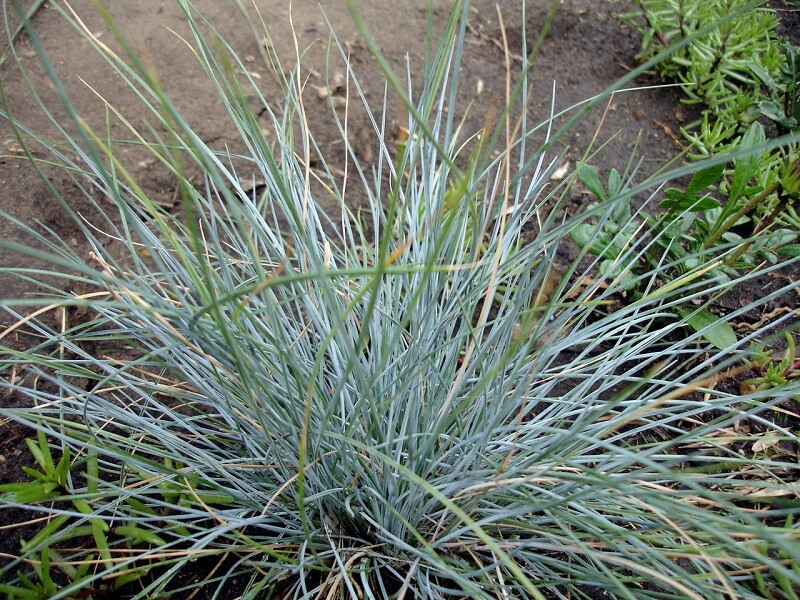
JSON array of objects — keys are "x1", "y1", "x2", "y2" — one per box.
[{"x1": 1, "y1": 1, "x2": 799, "y2": 598}]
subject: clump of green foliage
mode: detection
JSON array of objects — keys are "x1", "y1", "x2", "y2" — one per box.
[
  {"x1": 570, "y1": 121, "x2": 800, "y2": 300},
  {"x1": 0, "y1": 1, "x2": 799, "y2": 599},
  {"x1": 744, "y1": 333, "x2": 800, "y2": 397},
  {"x1": 622, "y1": 0, "x2": 782, "y2": 152},
  {"x1": 570, "y1": 0, "x2": 800, "y2": 347},
  {"x1": 620, "y1": 0, "x2": 800, "y2": 197}
]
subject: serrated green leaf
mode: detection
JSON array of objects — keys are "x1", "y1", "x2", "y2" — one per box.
[
  {"x1": 677, "y1": 307, "x2": 737, "y2": 350},
  {"x1": 576, "y1": 162, "x2": 606, "y2": 201}
]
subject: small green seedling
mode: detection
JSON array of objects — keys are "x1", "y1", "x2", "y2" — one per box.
[
  {"x1": 744, "y1": 333, "x2": 800, "y2": 396},
  {"x1": 0, "y1": 546, "x2": 98, "y2": 600},
  {"x1": 0, "y1": 546, "x2": 59, "y2": 600},
  {"x1": 0, "y1": 444, "x2": 119, "y2": 596},
  {"x1": 0, "y1": 431, "x2": 70, "y2": 504},
  {"x1": 569, "y1": 162, "x2": 639, "y2": 287}
]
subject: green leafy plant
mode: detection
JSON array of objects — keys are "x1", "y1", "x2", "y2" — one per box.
[
  {"x1": 0, "y1": 545, "x2": 103, "y2": 600},
  {"x1": 1, "y1": 1, "x2": 799, "y2": 599},
  {"x1": 571, "y1": 120, "x2": 800, "y2": 347},
  {"x1": 0, "y1": 437, "x2": 115, "y2": 599},
  {"x1": 744, "y1": 333, "x2": 800, "y2": 396},
  {"x1": 1, "y1": 431, "x2": 73, "y2": 504},
  {"x1": 659, "y1": 124, "x2": 800, "y2": 271},
  {"x1": 622, "y1": 0, "x2": 800, "y2": 247},
  {"x1": 753, "y1": 40, "x2": 800, "y2": 134},
  {"x1": 622, "y1": 0, "x2": 781, "y2": 143},
  {"x1": 569, "y1": 160, "x2": 737, "y2": 349}
]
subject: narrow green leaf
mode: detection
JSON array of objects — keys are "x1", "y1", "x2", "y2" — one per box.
[
  {"x1": 37, "y1": 547, "x2": 54, "y2": 593},
  {"x1": 93, "y1": 526, "x2": 112, "y2": 568},
  {"x1": 13, "y1": 481, "x2": 59, "y2": 504},
  {"x1": 608, "y1": 167, "x2": 622, "y2": 197},
  {"x1": 53, "y1": 446, "x2": 71, "y2": 488},
  {"x1": 24, "y1": 435, "x2": 46, "y2": 473},
  {"x1": 21, "y1": 514, "x2": 70, "y2": 552},
  {"x1": 125, "y1": 497, "x2": 158, "y2": 516},
  {"x1": 20, "y1": 466, "x2": 48, "y2": 483},
  {"x1": 194, "y1": 492, "x2": 235, "y2": 505},
  {"x1": 0, "y1": 584, "x2": 40, "y2": 600},
  {"x1": 51, "y1": 547, "x2": 78, "y2": 581},
  {"x1": 0, "y1": 481, "x2": 38, "y2": 494},
  {"x1": 113, "y1": 568, "x2": 149, "y2": 590},
  {"x1": 35, "y1": 432, "x2": 55, "y2": 480},
  {"x1": 86, "y1": 452, "x2": 98, "y2": 494},
  {"x1": 729, "y1": 122, "x2": 765, "y2": 202},
  {"x1": 73, "y1": 498, "x2": 109, "y2": 532},
  {"x1": 115, "y1": 525, "x2": 168, "y2": 546}
]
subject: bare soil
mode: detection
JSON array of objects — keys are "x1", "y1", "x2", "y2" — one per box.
[{"x1": 1, "y1": 1, "x2": 798, "y2": 598}]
